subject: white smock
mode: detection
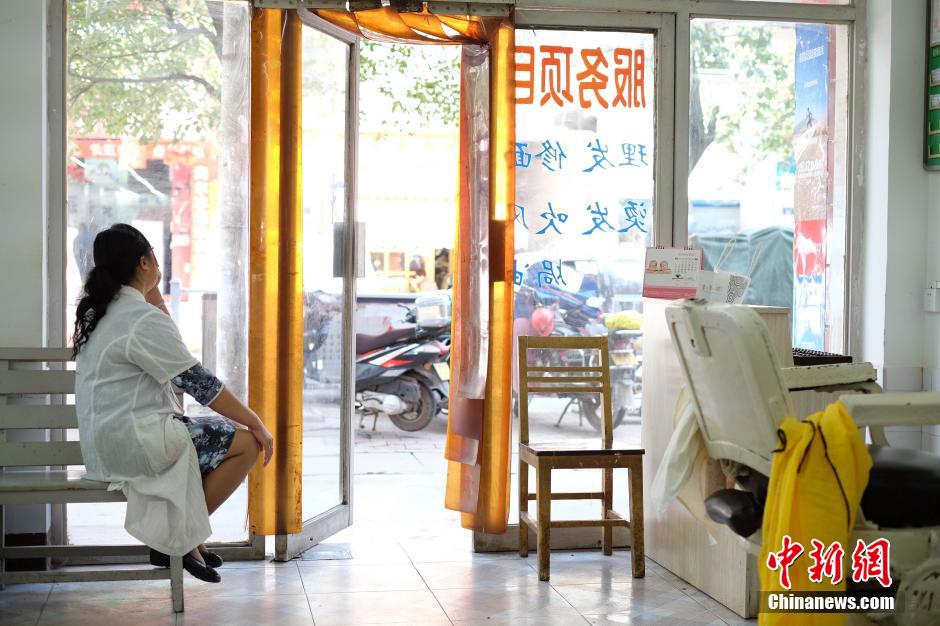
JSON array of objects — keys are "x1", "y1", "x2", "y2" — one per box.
[
  {"x1": 649, "y1": 388, "x2": 728, "y2": 544},
  {"x1": 75, "y1": 286, "x2": 211, "y2": 556}
]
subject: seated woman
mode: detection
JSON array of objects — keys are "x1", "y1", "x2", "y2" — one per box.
[{"x1": 72, "y1": 224, "x2": 274, "y2": 583}]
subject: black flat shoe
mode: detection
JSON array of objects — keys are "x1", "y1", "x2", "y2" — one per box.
[
  {"x1": 150, "y1": 548, "x2": 170, "y2": 567},
  {"x1": 182, "y1": 553, "x2": 221, "y2": 583},
  {"x1": 199, "y1": 548, "x2": 223, "y2": 569},
  {"x1": 149, "y1": 549, "x2": 221, "y2": 583},
  {"x1": 151, "y1": 547, "x2": 224, "y2": 569}
]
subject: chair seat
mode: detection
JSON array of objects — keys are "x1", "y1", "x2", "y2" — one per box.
[
  {"x1": 862, "y1": 445, "x2": 940, "y2": 528},
  {"x1": 0, "y1": 468, "x2": 108, "y2": 492},
  {"x1": 521, "y1": 441, "x2": 644, "y2": 456}
]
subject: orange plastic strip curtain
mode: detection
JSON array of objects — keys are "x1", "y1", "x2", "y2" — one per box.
[
  {"x1": 446, "y1": 26, "x2": 516, "y2": 533},
  {"x1": 317, "y1": 7, "x2": 482, "y2": 44},
  {"x1": 472, "y1": 19, "x2": 515, "y2": 533},
  {"x1": 313, "y1": 8, "x2": 516, "y2": 533},
  {"x1": 247, "y1": 8, "x2": 304, "y2": 536},
  {"x1": 444, "y1": 45, "x2": 488, "y2": 516}
]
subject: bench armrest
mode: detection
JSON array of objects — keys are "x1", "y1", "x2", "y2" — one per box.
[
  {"x1": 840, "y1": 392, "x2": 940, "y2": 428},
  {"x1": 782, "y1": 362, "x2": 878, "y2": 391}
]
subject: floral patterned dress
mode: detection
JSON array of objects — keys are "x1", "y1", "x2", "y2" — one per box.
[{"x1": 170, "y1": 363, "x2": 236, "y2": 476}]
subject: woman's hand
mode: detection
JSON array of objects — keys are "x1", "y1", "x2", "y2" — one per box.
[
  {"x1": 250, "y1": 419, "x2": 274, "y2": 466},
  {"x1": 145, "y1": 285, "x2": 171, "y2": 315},
  {"x1": 207, "y1": 388, "x2": 274, "y2": 465},
  {"x1": 145, "y1": 284, "x2": 163, "y2": 306}
]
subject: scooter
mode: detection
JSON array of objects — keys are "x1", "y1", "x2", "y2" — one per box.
[
  {"x1": 514, "y1": 279, "x2": 629, "y2": 433},
  {"x1": 355, "y1": 297, "x2": 451, "y2": 432},
  {"x1": 302, "y1": 290, "x2": 343, "y2": 383}
]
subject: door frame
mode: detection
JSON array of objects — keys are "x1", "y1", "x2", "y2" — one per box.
[
  {"x1": 482, "y1": 0, "x2": 866, "y2": 553},
  {"x1": 275, "y1": 9, "x2": 360, "y2": 561}
]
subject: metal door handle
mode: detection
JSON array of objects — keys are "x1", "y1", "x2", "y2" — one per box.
[{"x1": 333, "y1": 221, "x2": 365, "y2": 278}]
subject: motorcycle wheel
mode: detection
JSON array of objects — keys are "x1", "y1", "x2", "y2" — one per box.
[
  {"x1": 389, "y1": 377, "x2": 435, "y2": 432},
  {"x1": 580, "y1": 396, "x2": 626, "y2": 432}
]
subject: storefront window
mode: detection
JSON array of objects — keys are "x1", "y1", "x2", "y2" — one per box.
[
  {"x1": 511, "y1": 27, "x2": 656, "y2": 523},
  {"x1": 65, "y1": 0, "x2": 251, "y2": 543},
  {"x1": 514, "y1": 29, "x2": 655, "y2": 434},
  {"x1": 688, "y1": 19, "x2": 849, "y2": 351}
]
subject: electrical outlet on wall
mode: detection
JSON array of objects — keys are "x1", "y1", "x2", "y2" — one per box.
[{"x1": 926, "y1": 283, "x2": 940, "y2": 313}]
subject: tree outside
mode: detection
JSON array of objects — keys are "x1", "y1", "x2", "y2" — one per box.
[
  {"x1": 690, "y1": 20, "x2": 796, "y2": 177},
  {"x1": 67, "y1": 0, "x2": 229, "y2": 296},
  {"x1": 67, "y1": 4, "x2": 797, "y2": 207}
]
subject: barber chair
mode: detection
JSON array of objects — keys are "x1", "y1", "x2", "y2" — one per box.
[{"x1": 665, "y1": 299, "x2": 940, "y2": 625}]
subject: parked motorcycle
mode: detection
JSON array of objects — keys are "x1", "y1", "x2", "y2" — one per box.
[
  {"x1": 355, "y1": 294, "x2": 451, "y2": 432},
  {"x1": 514, "y1": 268, "x2": 635, "y2": 432},
  {"x1": 302, "y1": 290, "x2": 343, "y2": 384}
]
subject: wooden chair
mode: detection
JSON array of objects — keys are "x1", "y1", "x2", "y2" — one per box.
[
  {"x1": 517, "y1": 335, "x2": 645, "y2": 581},
  {"x1": 0, "y1": 348, "x2": 184, "y2": 612}
]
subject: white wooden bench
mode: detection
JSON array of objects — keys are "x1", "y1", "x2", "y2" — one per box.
[{"x1": 0, "y1": 348, "x2": 184, "y2": 612}]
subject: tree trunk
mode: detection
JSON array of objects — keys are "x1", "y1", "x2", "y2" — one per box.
[
  {"x1": 688, "y1": 68, "x2": 715, "y2": 175},
  {"x1": 217, "y1": 3, "x2": 250, "y2": 399}
]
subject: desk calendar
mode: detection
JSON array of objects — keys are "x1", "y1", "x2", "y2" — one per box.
[{"x1": 642, "y1": 247, "x2": 704, "y2": 299}]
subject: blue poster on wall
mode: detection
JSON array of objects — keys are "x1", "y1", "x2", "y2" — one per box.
[
  {"x1": 793, "y1": 23, "x2": 831, "y2": 350},
  {"x1": 794, "y1": 25, "x2": 829, "y2": 145}
]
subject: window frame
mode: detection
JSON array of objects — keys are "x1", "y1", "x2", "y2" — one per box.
[
  {"x1": 515, "y1": 0, "x2": 866, "y2": 355},
  {"x1": 48, "y1": 0, "x2": 265, "y2": 562}
]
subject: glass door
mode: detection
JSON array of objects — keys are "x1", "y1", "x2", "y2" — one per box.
[
  {"x1": 508, "y1": 9, "x2": 674, "y2": 536},
  {"x1": 276, "y1": 11, "x2": 360, "y2": 560}
]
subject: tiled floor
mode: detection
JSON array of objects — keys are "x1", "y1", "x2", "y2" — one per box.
[{"x1": 1, "y1": 533, "x2": 754, "y2": 625}]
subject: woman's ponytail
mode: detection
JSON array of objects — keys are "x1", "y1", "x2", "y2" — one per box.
[{"x1": 72, "y1": 224, "x2": 153, "y2": 357}]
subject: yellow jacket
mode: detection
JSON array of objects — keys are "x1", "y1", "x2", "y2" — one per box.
[{"x1": 758, "y1": 401, "x2": 872, "y2": 625}]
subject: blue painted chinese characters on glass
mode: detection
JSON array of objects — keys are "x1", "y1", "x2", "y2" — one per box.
[
  {"x1": 513, "y1": 259, "x2": 567, "y2": 288},
  {"x1": 619, "y1": 200, "x2": 648, "y2": 233},
  {"x1": 535, "y1": 140, "x2": 566, "y2": 171},
  {"x1": 582, "y1": 202, "x2": 616, "y2": 235},
  {"x1": 536, "y1": 202, "x2": 569, "y2": 235},
  {"x1": 582, "y1": 138, "x2": 614, "y2": 172}
]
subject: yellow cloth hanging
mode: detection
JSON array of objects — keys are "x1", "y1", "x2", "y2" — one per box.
[
  {"x1": 247, "y1": 8, "x2": 305, "y2": 536},
  {"x1": 758, "y1": 401, "x2": 872, "y2": 626}
]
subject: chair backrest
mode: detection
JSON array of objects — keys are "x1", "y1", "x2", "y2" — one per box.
[
  {"x1": 665, "y1": 300, "x2": 793, "y2": 476},
  {"x1": 0, "y1": 348, "x2": 83, "y2": 468},
  {"x1": 517, "y1": 335, "x2": 614, "y2": 445}
]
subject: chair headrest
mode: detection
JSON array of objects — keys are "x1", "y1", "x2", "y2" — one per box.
[{"x1": 666, "y1": 299, "x2": 793, "y2": 475}]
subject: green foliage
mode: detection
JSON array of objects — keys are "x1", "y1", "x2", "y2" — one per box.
[
  {"x1": 67, "y1": 0, "x2": 222, "y2": 142},
  {"x1": 67, "y1": 1, "x2": 461, "y2": 142},
  {"x1": 68, "y1": 2, "x2": 792, "y2": 174},
  {"x1": 690, "y1": 21, "x2": 796, "y2": 177},
  {"x1": 359, "y1": 40, "x2": 460, "y2": 132}
]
